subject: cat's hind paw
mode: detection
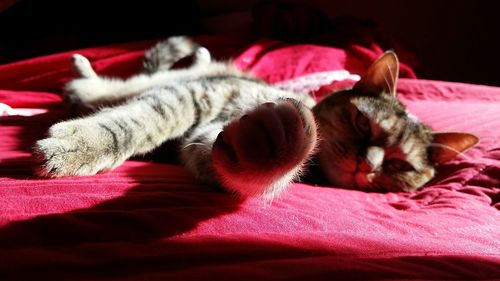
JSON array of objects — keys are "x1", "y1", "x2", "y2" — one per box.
[
  {"x1": 71, "y1": 54, "x2": 97, "y2": 78},
  {"x1": 193, "y1": 47, "x2": 211, "y2": 67},
  {"x1": 212, "y1": 99, "x2": 317, "y2": 199},
  {"x1": 64, "y1": 57, "x2": 109, "y2": 107}
]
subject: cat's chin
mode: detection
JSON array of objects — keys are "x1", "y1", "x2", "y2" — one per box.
[
  {"x1": 322, "y1": 169, "x2": 354, "y2": 189},
  {"x1": 321, "y1": 166, "x2": 380, "y2": 191}
]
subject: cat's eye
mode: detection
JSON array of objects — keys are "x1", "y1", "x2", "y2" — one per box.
[
  {"x1": 384, "y1": 158, "x2": 415, "y2": 172},
  {"x1": 354, "y1": 110, "x2": 371, "y2": 136}
]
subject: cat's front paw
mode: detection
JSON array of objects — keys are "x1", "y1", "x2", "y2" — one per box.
[
  {"x1": 212, "y1": 99, "x2": 317, "y2": 198},
  {"x1": 34, "y1": 120, "x2": 115, "y2": 177}
]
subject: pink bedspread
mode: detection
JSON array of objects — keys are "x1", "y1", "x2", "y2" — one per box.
[{"x1": 1, "y1": 36, "x2": 499, "y2": 280}]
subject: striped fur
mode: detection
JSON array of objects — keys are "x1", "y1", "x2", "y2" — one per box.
[
  {"x1": 35, "y1": 37, "x2": 477, "y2": 197},
  {"x1": 143, "y1": 36, "x2": 201, "y2": 74},
  {"x1": 36, "y1": 37, "x2": 316, "y2": 198}
]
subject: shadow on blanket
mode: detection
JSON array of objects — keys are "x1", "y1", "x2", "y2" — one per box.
[
  {"x1": 1, "y1": 102, "x2": 500, "y2": 280},
  {"x1": 0, "y1": 165, "x2": 243, "y2": 249}
]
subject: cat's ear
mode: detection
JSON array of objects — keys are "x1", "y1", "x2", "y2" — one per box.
[
  {"x1": 429, "y1": 132, "x2": 479, "y2": 165},
  {"x1": 354, "y1": 51, "x2": 399, "y2": 96}
]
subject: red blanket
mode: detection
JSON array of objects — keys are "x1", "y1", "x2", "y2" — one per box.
[{"x1": 1, "y1": 36, "x2": 499, "y2": 280}]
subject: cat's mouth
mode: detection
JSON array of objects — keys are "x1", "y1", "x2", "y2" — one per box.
[
  {"x1": 322, "y1": 162, "x2": 383, "y2": 191},
  {"x1": 354, "y1": 172, "x2": 371, "y2": 188}
]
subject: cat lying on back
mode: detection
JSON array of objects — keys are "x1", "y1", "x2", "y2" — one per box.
[{"x1": 34, "y1": 36, "x2": 478, "y2": 199}]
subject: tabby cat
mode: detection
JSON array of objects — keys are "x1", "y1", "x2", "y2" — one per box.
[{"x1": 34, "y1": 36, "x2": 478, "y2": 199}]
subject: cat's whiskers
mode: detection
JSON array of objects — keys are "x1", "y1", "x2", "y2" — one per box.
[
  {"x1": 428, "y1": 143, "x2": 474, "y2": 161},
  {"x1": 182, "y1": 142, "x2": 206, "y2": 149}
]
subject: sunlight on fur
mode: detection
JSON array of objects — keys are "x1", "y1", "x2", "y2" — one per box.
[{"x1": 33, "y1": 36, "x2": 478, "y2": 198}]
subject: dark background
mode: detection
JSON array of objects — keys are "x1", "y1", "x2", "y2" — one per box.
[{"x1": 1, "y1": 0, "x2": 499, "y2": 86}]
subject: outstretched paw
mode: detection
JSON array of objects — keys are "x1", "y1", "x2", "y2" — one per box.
[
  {"x1": 212, "y1": 99, "x2": 317, "y2": 198},
  {"x1": 34, "y1": 120, "x2": 117, "y2": 177}
]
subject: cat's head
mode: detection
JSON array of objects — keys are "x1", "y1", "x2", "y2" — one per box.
[{"x1": 312, "y1": 51, "x2": 479, "y2": 192}]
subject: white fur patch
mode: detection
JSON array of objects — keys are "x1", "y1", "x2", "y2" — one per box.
[
  {"x1": 194, "y1": 47, "x2": 211, "y2": 67},
  {"x1": 366, "y1": 146, "x2": 385, "y2": 170},
  {"x1": 379, "y1": 116, "x2": 396, "y2": 131}
]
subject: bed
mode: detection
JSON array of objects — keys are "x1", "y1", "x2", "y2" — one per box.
[{"x1": 1, "y1": 34, "x2": 500, "y2": 280}]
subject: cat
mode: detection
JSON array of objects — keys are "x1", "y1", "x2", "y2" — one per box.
[{"x1": 34, "y1": 36, "x2": 479, "y2": 199}]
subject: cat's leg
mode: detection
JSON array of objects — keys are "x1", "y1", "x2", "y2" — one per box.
[
  {"x1": 35, "y1": 87, "x2": 199, "y2": 177},
  {"x1": 66, "y1": 45, "x2": 211, "y2": 108},
  {"x1": 71, "y1": 53, "x2": 98, "y2": 78},
  {"x1": 65, "y1": 54, "x2": 140, "y2": 107},
  {"x1": 211, "y1": 99, "x2": 318, "y2": 199},
  {"x1": 142, "y1": 36, "x2": 209, "y2": 74}
]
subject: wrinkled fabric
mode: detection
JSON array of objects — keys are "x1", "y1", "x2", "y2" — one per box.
[{"x1": 0, "y1": 36, "x2": 499, "y2": 280}]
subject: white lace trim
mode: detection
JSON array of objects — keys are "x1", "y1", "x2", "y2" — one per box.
[
  {"x1": 0, "y1": 103, "x2": 47, "y2": 117},
  {"x1": 272, "y1": 70, "x2": 360, "y2": 94}
]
